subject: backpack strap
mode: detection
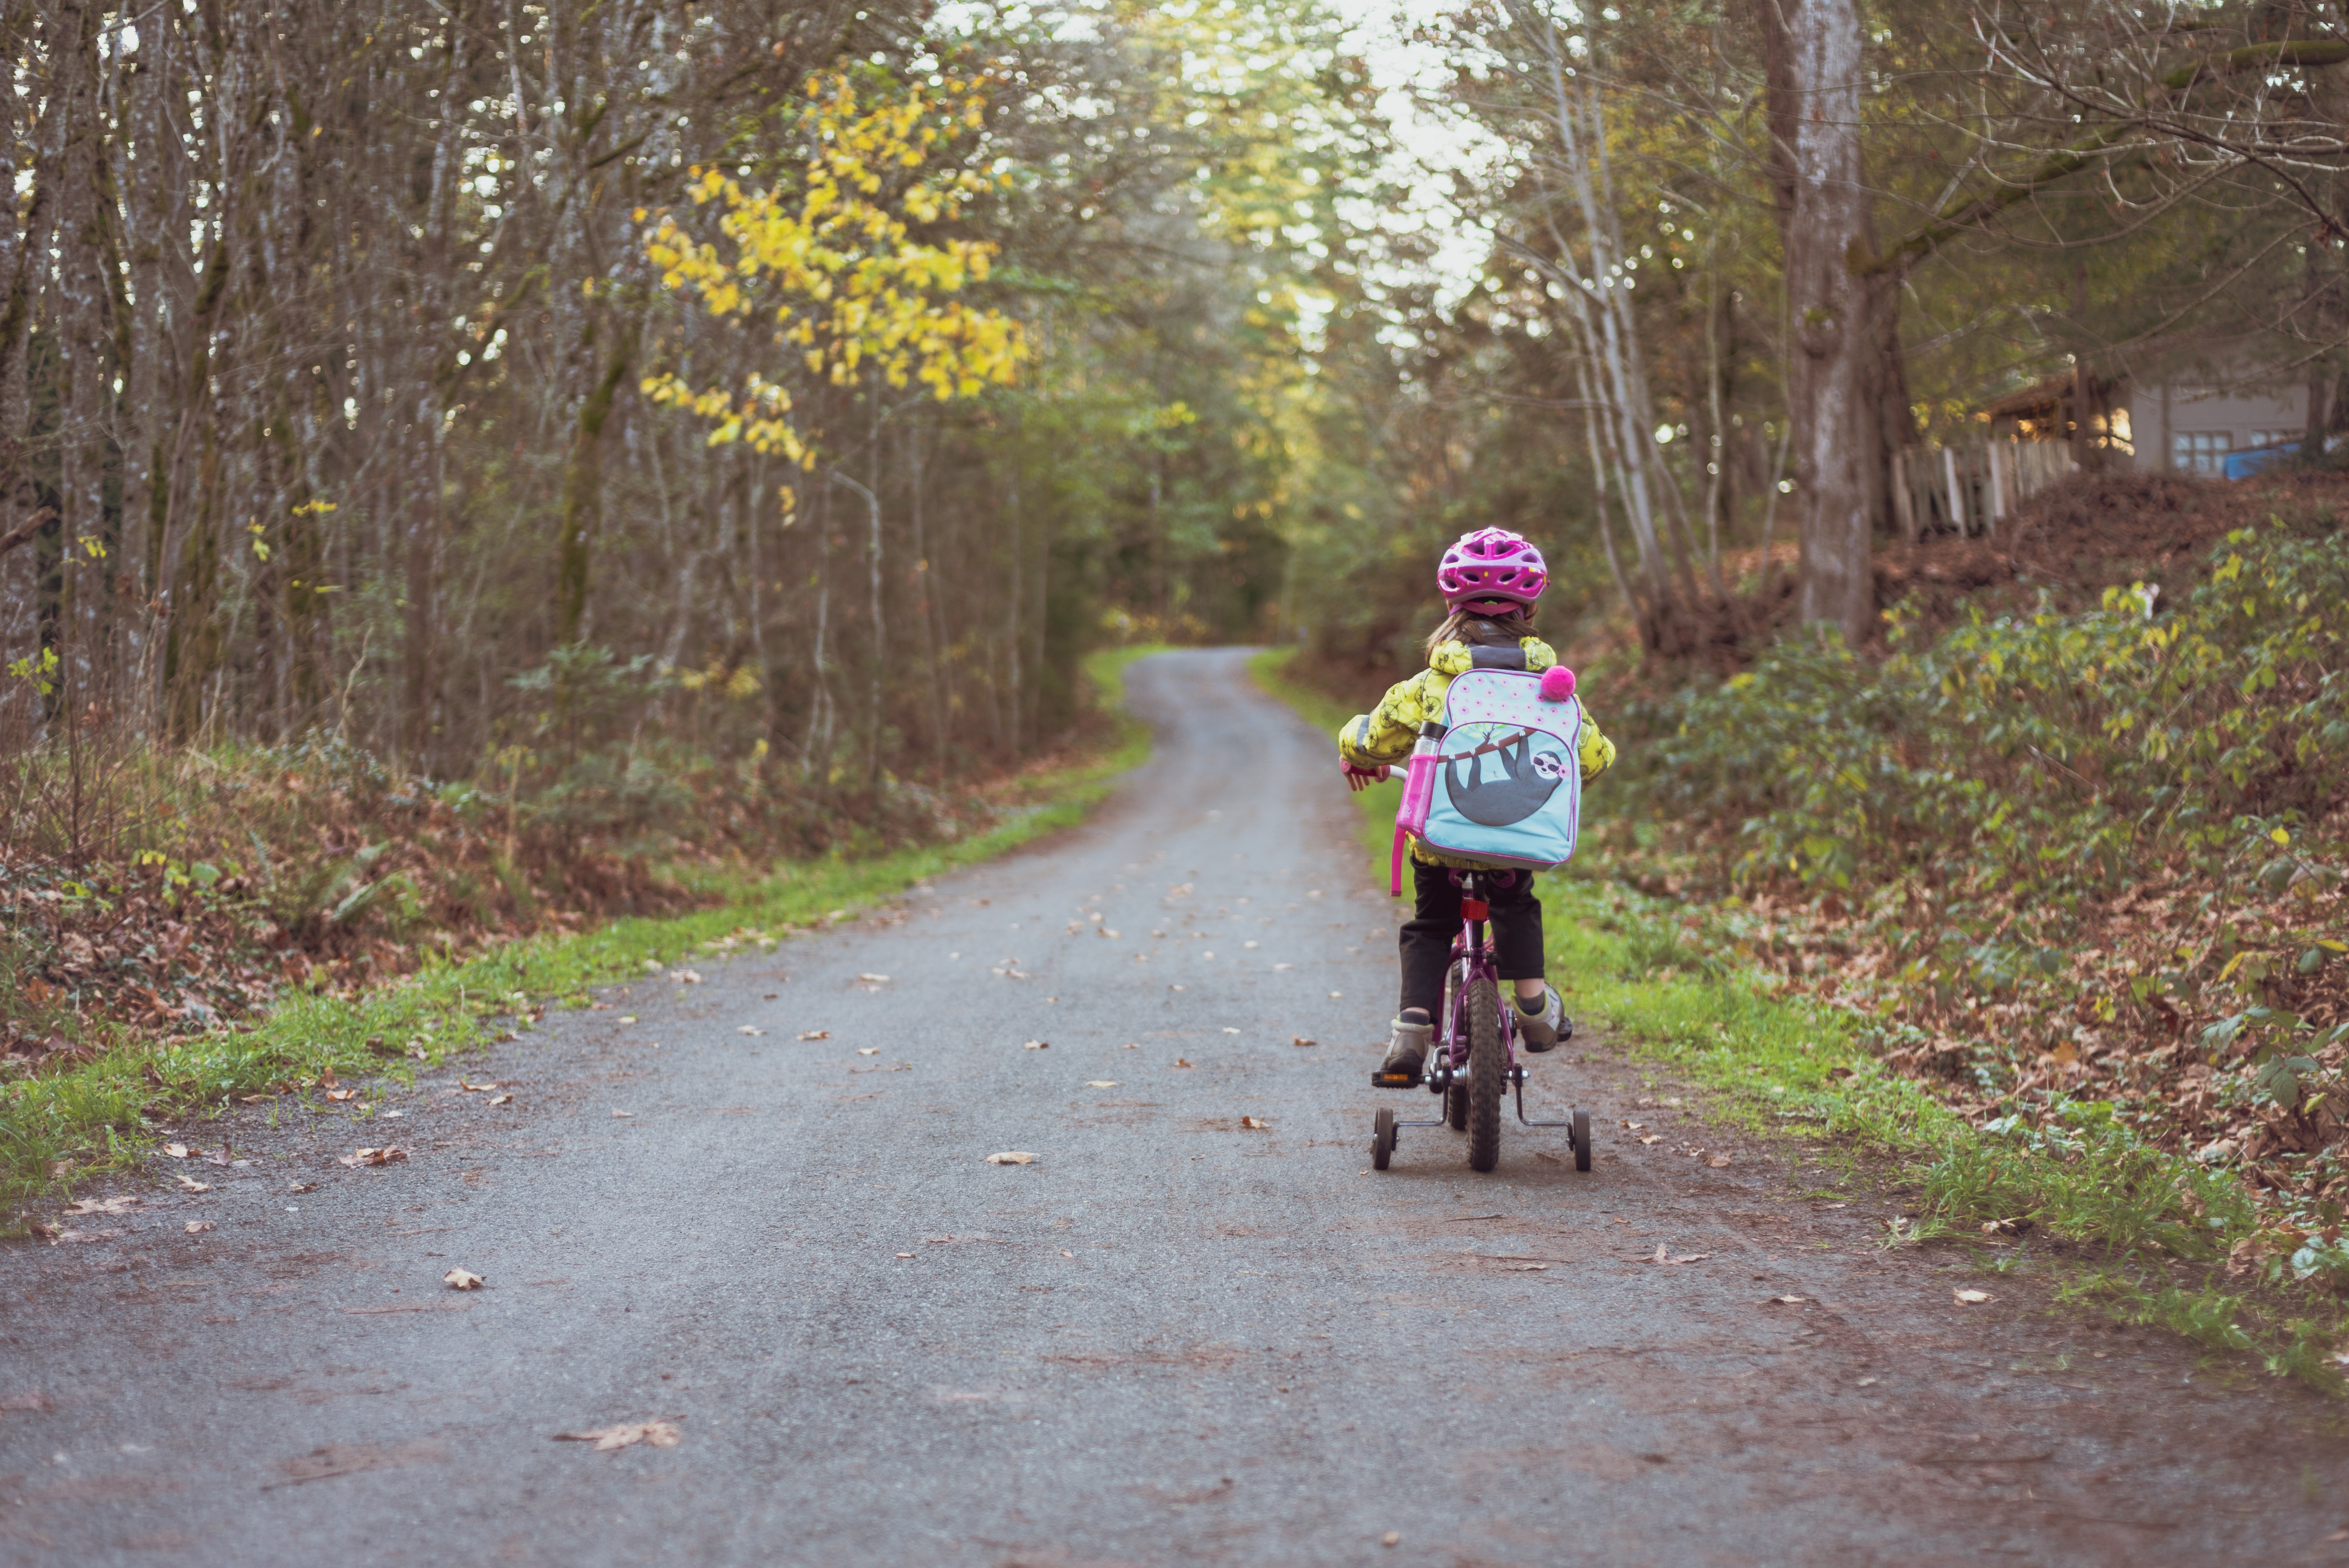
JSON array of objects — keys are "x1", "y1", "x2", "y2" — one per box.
[{"x1": 1469, "y1": 645, "x2": 1527, "y2": 671}]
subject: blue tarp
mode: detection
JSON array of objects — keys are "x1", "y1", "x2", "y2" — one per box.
[{"x1": 2223, "y1": 442, "x2": 2297, "y2": 480}]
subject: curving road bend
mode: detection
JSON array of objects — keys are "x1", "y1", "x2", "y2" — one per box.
[{"x1": 4, "y1": 647, "x2": 2347, "y2": 1566}]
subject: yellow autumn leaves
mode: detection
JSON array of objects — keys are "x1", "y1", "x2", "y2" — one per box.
[{"x1": 640, "y1": 71, "x2": 1027, "y2": 476}]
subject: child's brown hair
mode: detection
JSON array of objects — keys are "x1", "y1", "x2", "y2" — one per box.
[{"x1": 1423, "y1": 606, "x2": 1536, "y2": 665}]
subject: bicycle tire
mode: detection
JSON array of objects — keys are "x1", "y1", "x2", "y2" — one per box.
[
  {"x1": 1445, "y1": 1081, "x2": 1469, "y2": 1131},
  {"x1": 1572, "y1": 1107, "x2": 1592, "y2": 1172},
  {"x1": 1372, "y1": 1108, "x2": 1395, "y2": 1171},
  {"x1": 1466, "y1": 976, "x2": 1504, "y2": 1172}
]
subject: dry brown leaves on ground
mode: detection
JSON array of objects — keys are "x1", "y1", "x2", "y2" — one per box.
[{"x1": 554, "y1": 1421, "x2": 681, "y2": 1452}]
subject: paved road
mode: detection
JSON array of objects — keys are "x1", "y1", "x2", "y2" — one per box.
[{"x1": 6, "y1": 648, "x2": 2349, "y2": 1566}]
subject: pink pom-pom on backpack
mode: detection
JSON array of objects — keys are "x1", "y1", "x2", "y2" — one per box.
[{"x1": 1539, "y1": 665, "x2": 1576, "y2": 702}]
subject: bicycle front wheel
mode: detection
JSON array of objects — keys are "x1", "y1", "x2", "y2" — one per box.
[{"x1": 1465, "y1": 976, "x2": 1504, "y2": 1172}]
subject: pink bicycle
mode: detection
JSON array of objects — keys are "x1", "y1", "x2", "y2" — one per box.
[{"x1": 1371, "y1": 867, "x2": 1591, "y2": 1174}]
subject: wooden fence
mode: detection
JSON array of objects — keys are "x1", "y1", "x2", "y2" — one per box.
[{"x1": 1891, "y1": 436, "x2": 2077, "y2": 541}]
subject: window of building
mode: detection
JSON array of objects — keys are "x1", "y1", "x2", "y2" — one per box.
[
  {"x1": 2247, "y1": 429, "x2": 2299, "y2": 450},
  {"x1": 2173, "y1": 431, "x2": 2231, "y2": 473}
]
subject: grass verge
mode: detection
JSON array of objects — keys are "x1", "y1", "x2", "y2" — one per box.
[
  {"x1": 3, "y1": 647, "x2": 1162, "y2": 1223},
  {"x1": 1249, "y1": 645, "x2": 2347, "y2": 1391}
]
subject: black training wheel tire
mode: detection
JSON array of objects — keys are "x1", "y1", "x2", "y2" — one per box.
[
  {"x1": 1372, "y1": 1108, "x2": 1396, "y2": 1171},
  {"x1": 1466, "y1": 978, "x2": 1505, "y2": 1173},
  {"x1": 1572, "y1": 1108, "x2": 1592, "y2": 1172}
]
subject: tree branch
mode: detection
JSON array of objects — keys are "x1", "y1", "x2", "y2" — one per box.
[
  {"x1": 0, "y1": 506, "x2": 57, "y2": 559},
  {"x1": 1854, "y1": 39, "x2": 2349, "y2": 276}
]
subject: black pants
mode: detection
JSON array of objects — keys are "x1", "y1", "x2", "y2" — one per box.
[{"x1": 1398, "y1": 861, "x2": 1544, "y2": 1019}]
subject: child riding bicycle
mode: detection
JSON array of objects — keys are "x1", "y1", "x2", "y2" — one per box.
[{"x1": 1337, "y1": 528, "x2": 1616, "y2": 1087}]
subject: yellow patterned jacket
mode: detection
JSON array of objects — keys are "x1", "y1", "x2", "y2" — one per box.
[{"x1": 1336, "y1": 637, "x2": 1617, "y2": 868}]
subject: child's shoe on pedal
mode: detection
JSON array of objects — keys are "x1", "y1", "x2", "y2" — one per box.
[
  {"x1": 1515, "y1": 986, "x2": 1570, "y2": 1051},
  {"x1": 1370, "y1": 1015, "x2": 1434, "y2": 1088}
]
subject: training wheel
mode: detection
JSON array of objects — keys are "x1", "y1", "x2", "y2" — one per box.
[
  {"x1": 1372, "y1": 1108, "x2": 1396, "y2": 1171},
  {"x1": 1572, "y1": 1108, "x2": 1592, "y2": 1172}
]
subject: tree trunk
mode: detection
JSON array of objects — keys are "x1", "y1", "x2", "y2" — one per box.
[
  {"x1": 1778, "y1": 0, "x2": 1875, "y2": 645},
  {"x1": 554, "y1": 341, "x2": 630, "y2": 646}
]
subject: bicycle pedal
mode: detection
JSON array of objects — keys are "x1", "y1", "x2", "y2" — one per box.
[{"x1": 1369, "y1": 1069, "x2": 1420, "y2": 1089}]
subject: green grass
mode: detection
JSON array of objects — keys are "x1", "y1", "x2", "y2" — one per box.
[
  {"x1": 3, "y1": 647, "x2": 1162, "y2": 1221},
  {"x1": 1248, "y1": 646, "x2": 2347, "y2": 1392}
]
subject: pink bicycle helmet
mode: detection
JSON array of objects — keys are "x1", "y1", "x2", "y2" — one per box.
[{"x1": 1438, "y1": 527, "x2": 1547, "y2": 612}]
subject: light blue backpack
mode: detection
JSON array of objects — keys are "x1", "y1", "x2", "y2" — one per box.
[{"x1": 1389, "y1": 653, "x2": 1583, "y2": 894}]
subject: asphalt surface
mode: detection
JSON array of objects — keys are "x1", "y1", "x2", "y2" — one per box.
[{"x1": 7, "y1": 647, "x2": 2349, "y2": 1566}]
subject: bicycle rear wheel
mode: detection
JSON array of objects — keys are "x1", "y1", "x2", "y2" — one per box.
[{"x1": 1466, "y1": 977, "x2": 1504, "y2": 1172}]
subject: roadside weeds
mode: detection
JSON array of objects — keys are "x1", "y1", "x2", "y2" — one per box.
[
  {"x1": 1249, "y1": 645, "x2": 2349, "y2": 1393},
  {"x1": 2, "y1": 647, "x2": 1160, "y2": 1224}
]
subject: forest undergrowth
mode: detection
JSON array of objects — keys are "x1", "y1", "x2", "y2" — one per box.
[{"x1": 0, "y1": 648, "x2": 1160, "y2": 1219}]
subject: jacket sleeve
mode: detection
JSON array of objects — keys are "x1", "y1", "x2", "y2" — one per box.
[
  {"x1": 1338, "y1": 672, "x2": 1435, "y2": 767},
  {"x1": 1576, "y1": 703, "x2": 1617, "y2": 782}
]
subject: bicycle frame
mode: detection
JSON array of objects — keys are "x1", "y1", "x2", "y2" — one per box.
[{"x1": 1387, "y1": 868, "x2": 1576, "y2": 1139}]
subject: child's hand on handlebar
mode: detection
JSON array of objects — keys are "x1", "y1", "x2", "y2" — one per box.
[{"x1": 1342, "y1": 762, "x2": 1391, "y2": 793}]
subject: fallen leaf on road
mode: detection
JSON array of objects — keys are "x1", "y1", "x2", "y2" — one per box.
[
  {"x1": 1329, "y1": 991, "x2": 1342, "y2": 999},
  {"x1": 458, "y1": 1081, "x2": 499, "y2": 1092},
  {"x1": 737, "y1": 1026, "x2": 765, "y2": 1037},
  {"x1": 612, "y1": 1109, "x2": 634, "y2": 1119},
  {"x1": 1980, "y1": 1216, "x2": 2036, "y2": 1238},
  {"x1": 288, "y1": 1181, "x2": 316, "y2": 1194},
  {"x1": 1954, "y1": 1288, "x2": 1992, "y2": 1305},
  {"x1": 896, "y1": 1252, "x2": 914, "y2": 1258},
  {"x1": 1222, "y1": 1027, "x2": 1241, "y2": 1035},
  {"x1": 797, "y1": 1030, "x2": 830, "y2": 1041},
  {"x1": 204, "y1": 1147, "x2": 232, "y2": 1165},
  {"x1": 670, "y1": 969, "x2": 701, "y2": 984},
  {"x1": 1242, "y1": 941, "x2": 1260, "y2": 950},
  {"x1": 986, "y1": 1151, "x2": 1037, "y2": 1165},
  {"x1": 164, "y1": 1144, "x2": 190, "y2": 1159},
  {"x1": 1174, "y1": 1058, "x2": 1193, "y2": 1069},
  {"x1": 1169, "y1": 983, "x2": 1186, "y2": 991},
  {"x1": 1383, "y1": 1532, "x2": 1400, "y2": 1547},
  {"x1": 444, "y1": 1268, "x2": 484, "y2": 1290},
  {"x1": 184, "y1": 1221, "x2": 214, "y2": 1234},
  {"x1": 1123, "y1": 1042, "x2": 1139, "y2": 1049},
  {"x1": 67, "y1": 1196, "x2": 137, "y2": 1215},
  {"x1": 643, "y1": 959, "x2": 667, "y2": 973},
  {"x1": 1707, "y1": 1155, "x2": 1732, "y2": 1168},
  {"x1": 619, "y1": 1016, "x2": 637, "y2": 1024},
  {"x1": 1763, "y1": 1295, "x2": 1810, "y2": 1306},
  {"x1": 488, "y1": 1094, "x2": 512, "y2": 1105},
  {"x1": 1240, "y1": 1116, "x2": 1267, "y2": 1130},
  {"x1": 337, "y1": 1146, "x2": 408, "y2": 1167},
  {"x1": 554, "y1": 1421, "x2": 681, "y2": 1452},
  {"x1": 1639, "y1": 1135, "x2": 1664, "y2": 1146},
  {"x1": 1086, "y1": 1080, "x2": 1119, "y2": 1088},
  {"x1": 858, "y1": 1048, "x2": 880, "y2": 1056},
  {"x1": 1061, "y1": 1249, "x2": 1074, "y2": 1258},
  {"x1": 1292, "y1": 1036, "x2": 1316, "y2": 1047},
  {"x1": 1644, "y1": 1244, "x2": 1710, "y2": 1264},
  {"x1": 174, "y1": 1174, "x2": 210, "y2": 1192},
  {"x1": 858, "y1": 973, "x2": 891, "y2": 984},
  {"x1": 269, "y1": 1440, "x2": 448, "y2": 1487},
  {"x1": 1622, "y1": 1121, "x2": 1645, "y2": 1130},
  {"x1": 326, "y1": 1089, "x2": 358, "y2": 1101},
  {"x1": 1023, "y1": 1040, "x2": 1050, "y2": 1050}
]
